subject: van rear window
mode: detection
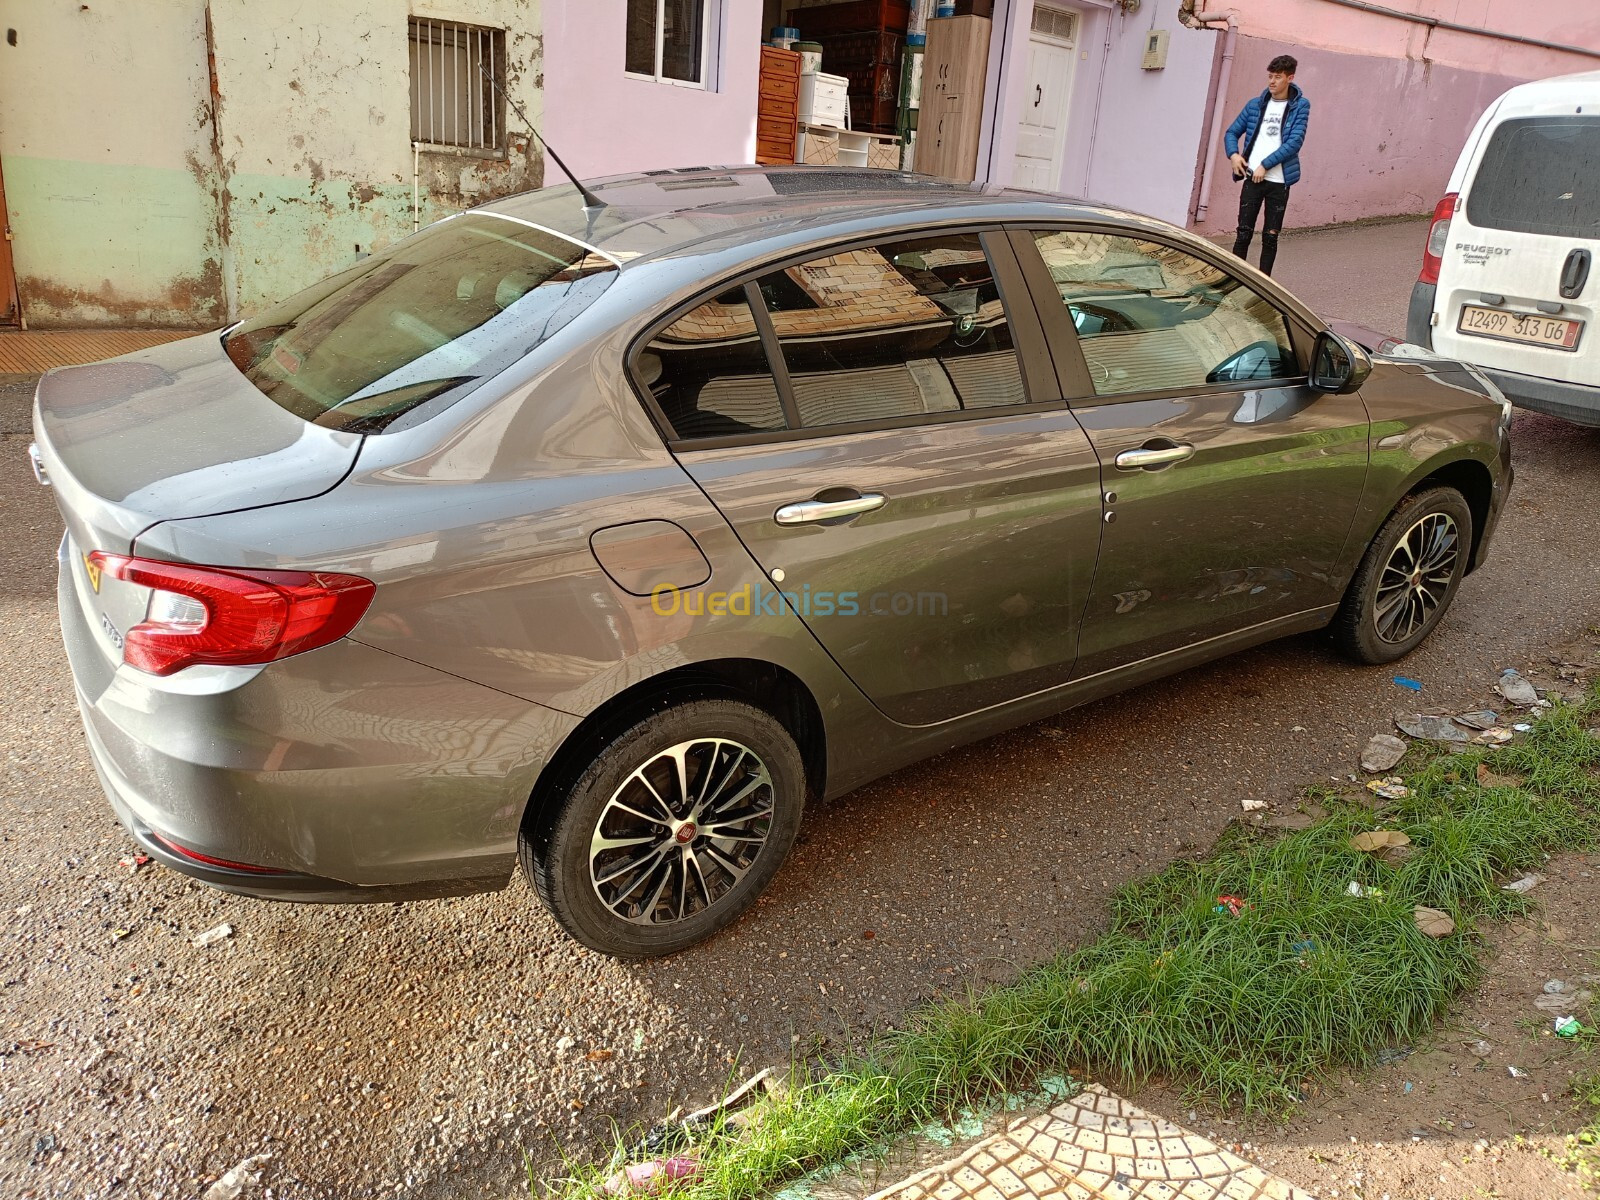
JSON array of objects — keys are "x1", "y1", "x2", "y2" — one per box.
[{"x1": 1466, "y1": 116, "x2": 1600, "y2": 239}]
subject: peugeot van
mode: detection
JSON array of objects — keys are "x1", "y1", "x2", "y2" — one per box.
[{"x1": 1407, "y1": 70, "x2": 1600, "y2": 425}]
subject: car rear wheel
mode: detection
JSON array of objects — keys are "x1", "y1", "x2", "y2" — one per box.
[
  {"x1": 522, "y1": 699, "x2": 805, "y2": 958},
  {"x1": 1331, "y1": 486, "x2": 1473, "y2": 664}
]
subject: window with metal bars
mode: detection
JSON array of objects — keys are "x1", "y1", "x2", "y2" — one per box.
[
  {"x1": 1031, "y1": 6, "x2": 1078, "y2": 42},
  {"x1": 409, "y1": 17, "x2": 507, "y2": 153}
]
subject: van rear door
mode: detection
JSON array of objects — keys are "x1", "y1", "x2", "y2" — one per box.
[{"x1": 1430, "y1": 94, "x2": 1600, "y2": 387}]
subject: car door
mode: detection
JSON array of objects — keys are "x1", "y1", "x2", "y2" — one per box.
[
  {"x1": 634, "y1": 229, "x2": 1105, "y2": 726},
  {"x1": 1008, "y1": 226, "x2": 1370, "y2": 680}
]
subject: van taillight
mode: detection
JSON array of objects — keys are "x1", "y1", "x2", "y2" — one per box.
[
  {"x1": 1420, "y1": 193, "x2": 1457, "y2": 286},
  {"x1": 86, "y1": 553, "x2": 374, "y2": 676}
]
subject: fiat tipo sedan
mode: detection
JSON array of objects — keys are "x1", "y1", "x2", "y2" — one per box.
[{"x1": 32, "y1": 167, "x2": 1512, "y2": 956}]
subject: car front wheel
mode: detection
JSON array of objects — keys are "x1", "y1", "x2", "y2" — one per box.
[
  {"x1": 522, "y1": 699, "x2": 805, "y2": 958},
  {"x1": 1331, "y1": 485, "x2": 1473, "y2": 664}
]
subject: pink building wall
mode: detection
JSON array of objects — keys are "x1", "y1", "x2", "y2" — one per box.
[
  {"x1": 1193, "y1": 0, "x2": 1600, "y2": 233},
  {"x1": 542, "y1": 1, "x2": 764, "y2": 180}
]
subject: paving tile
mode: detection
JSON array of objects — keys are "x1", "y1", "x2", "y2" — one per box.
[{"x1": 865, "y1": 1085, "x2": 1316, "y2": 1200}]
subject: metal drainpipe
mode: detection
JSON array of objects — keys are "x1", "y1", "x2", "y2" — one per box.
[
  {"x1": 1191, "y1": 7, "x2": 1238, "y2": 225},
  {"x1": 1316, "y1": 0, "x2": 1600, "y2": 61},
  {"x1": 1081, "y1": 4, "x2": 1118, "y2": 198},
  {"x1": 412, "y1": 142, "x2": 422, "y2": 233}
]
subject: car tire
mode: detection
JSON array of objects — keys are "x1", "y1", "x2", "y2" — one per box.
[
  {"x1": 522, "y1": 698, "x2": 805, "y2": 958},
  {"x1": 1331, "y1": 486, "x2": 1473, "y2": 665}
]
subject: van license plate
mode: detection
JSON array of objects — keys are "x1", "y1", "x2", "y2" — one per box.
[{"x1": 1457, "y1": 305, "x2": 1582, "y2": 351}]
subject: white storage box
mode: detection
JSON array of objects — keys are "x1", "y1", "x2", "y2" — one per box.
[{"x1": 799, "y1": 72, "x2": 850, "y2": 129}]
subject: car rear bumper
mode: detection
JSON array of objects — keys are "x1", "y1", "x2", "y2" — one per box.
[
  {"x1": 1481, "y1": 368, "x2": 1600, "y2": 427},
  {"x1": 60, "y1": 541, "x2": 581, "y2": 902}
]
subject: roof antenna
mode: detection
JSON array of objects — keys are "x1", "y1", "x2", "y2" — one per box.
[{"x1": 478, "y1": 62, "x2": 606, "y2": 213}]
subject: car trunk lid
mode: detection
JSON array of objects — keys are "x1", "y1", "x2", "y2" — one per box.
[{"x1": 32, "y1": 333, "x2": 363, "y2": 672}]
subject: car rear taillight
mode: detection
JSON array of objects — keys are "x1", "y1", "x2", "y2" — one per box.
[
  {"x1": 86, "y1": 553, "x2": 374, "y2": 676},
  {"x1": 1419, "y1": 193, "x2": 1457, "y2": 285},
  {"x1": 147, "y1": 831, "x2": 291, "y2": 875}
]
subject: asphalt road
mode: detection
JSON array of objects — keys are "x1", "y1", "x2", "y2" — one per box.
[{"x1": 4, "y1": 217, "x2": 1600, "y2": 1200}]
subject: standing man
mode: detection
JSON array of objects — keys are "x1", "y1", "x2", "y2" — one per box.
[{"x1": 1224, "y1": 55, "x2": 1310, "y2": 276}]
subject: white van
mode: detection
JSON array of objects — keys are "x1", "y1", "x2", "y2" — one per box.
[{"x1": 1406, "y1": 70, "x2": 1600, "y2": 425}]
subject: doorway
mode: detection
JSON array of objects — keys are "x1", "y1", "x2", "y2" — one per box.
[
  {"x1": 0, "y1": 154, "x2": 20, "y2": 327},
  {"x1": 1012, "y1": 4, "x2": 1079, "y2": 192}
]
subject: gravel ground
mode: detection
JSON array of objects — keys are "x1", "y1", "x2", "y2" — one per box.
[{"x1": 4, "y1": 217, "x2": 1600, "y2": 1199}]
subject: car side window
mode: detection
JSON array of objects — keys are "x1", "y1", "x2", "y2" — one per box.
[
  {"x1": 642, "y1": 288, "x2": 789, "y2": 439},
  {"x1": 756, "y1": 234, "x2": 1028, "y2": 428},
  {"x1": 1030, "y1": 231, "x2": 1299, "y2": 397}
]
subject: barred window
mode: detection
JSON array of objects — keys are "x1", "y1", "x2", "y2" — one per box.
[{"x1": 409, "y1": 17, "x2": 506, "y2": 153}]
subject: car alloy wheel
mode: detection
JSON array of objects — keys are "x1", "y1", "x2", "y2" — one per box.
[
  {"x1": 589, "y1": 738, "x2": 776, "y2": 925},
  {"x1": 523, "y1": 698, "x2": 805, "y2": 957},
  {"x1": 1372, "y1": 511, "x2": 1460, "y2": 645},
  {"x1": 1330, "y1": 485, "x2": 1473, "y2": 665}
]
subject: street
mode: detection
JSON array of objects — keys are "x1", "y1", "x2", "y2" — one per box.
[{"x1": 3, "y1": 216, "x2": 1599, "y2": 1200}]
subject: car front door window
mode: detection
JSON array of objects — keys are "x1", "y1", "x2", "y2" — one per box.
[{"x1": 1033, "y1": 230, "x2": 1299, "y2": 396}]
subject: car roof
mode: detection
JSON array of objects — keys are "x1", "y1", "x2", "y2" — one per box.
[
  {"x1": 478, "y1": 165, "x2": 1143, "y2": 266},
  {"x1": 1488, "y1": 69, "x2": 1600, "y2": 117}
]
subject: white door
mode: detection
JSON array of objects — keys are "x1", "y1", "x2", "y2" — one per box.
[{"x1": 1013, "y1": 7, "x2": 1079, "y2": 192}]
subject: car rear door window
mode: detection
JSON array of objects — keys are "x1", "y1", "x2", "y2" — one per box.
[
  {"x1": 1031, "y1": 231, "x2": 1298, "y2": 396},
  {"x1": 756, "y1": 234, "x2": 1029, "y2": 427},
  {"x1": 641, "y1": 288, "x2": 790, "y2": 439},
  {"x1": 1466, "y1": 116, "x2": 1600, "y2": 238}
]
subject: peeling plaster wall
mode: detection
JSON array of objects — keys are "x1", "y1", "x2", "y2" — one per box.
[
  {"x1": 208, "y1": 0, "x2": 543, "y2": 317},
  {"x1": 0, "y1": 0, "x2": 542, "y2": 327},
  {"x1": 0, "y1": 0, "x2": 224, "y2": 328},
  {"x1": 1193, "y1": 0, "x2": 1600, "y2": 233}
]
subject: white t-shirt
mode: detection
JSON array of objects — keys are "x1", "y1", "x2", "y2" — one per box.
[{"x1": 1247, "y1": 98, "x2": 1288, "y2": 184}]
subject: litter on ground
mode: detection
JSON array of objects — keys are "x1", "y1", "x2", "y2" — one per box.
[
  {"x1": 1496, "y1": 669, "x2": 1540, "y2": 707},
  {"x1": 1359, "y1": 733, "x2": 1407, "y2": 773},
  {"x1": 1366, "y1": 776, "x2": 1409, "y2": 800},
  {"x1": 1413, "y1": 906, "x2": 1455, "y2": 938},
  {"x1": 1395, "y1": 713, "x2": 1471, "y2": 742},
  {"x1": 1500, "y1": 872, "x2": 1547, "y2": 894}
]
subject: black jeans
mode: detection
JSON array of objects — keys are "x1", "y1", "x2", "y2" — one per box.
[{"x1": 1232, "y1": 179, "x2": 1291, "y2": 276}]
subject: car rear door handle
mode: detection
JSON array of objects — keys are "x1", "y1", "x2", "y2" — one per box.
[
  {"x1": 1114, "y1": 443, "x2": 1195, "y2": 470},
  {"x1": 774, "y1": 493, "x2": 886, "y2": 525}
]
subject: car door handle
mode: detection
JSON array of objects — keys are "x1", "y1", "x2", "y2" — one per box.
[
  {"x1": 1114, "y1": 443, "x2": 1196, "y2": 470},
  {"x1": 774, "y1": 493, "x2": 886, "y2": 525}
]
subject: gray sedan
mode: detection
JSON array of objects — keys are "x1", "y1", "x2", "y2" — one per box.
[{"x1": 31, "y1": 167, "x2": 1513, "y2": 957}]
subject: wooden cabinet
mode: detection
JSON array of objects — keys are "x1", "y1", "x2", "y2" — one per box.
[
  {"x1": 916, "y1": 15, "x2": 991, "y2": 182},
  {"x1": 795, "y1": 0, "x2": 911, "y2": 133},
  {"x1": 756, "y1": 47, "x2": 801, "y2": 165}
]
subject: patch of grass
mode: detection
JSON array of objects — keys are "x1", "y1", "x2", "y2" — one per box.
[
  {"x1": 537, "y1": 689, "x2": 1600, "y2": 1200},
  {"x1": 1554, "y1": 1070, "x2": 1600, "y2": 1189}
]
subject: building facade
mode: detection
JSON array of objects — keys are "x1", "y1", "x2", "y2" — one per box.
[
  {"x1": 0, "y1": 0, "x2": 543, "y2": 328},
  {"x1": 4, "y1": 0, "x2": 1598, "y2": 328}
]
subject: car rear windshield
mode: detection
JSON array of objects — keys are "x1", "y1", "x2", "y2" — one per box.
[
  {"x1": 223, "y1": 214, "x2": 617, "y2": 433},
  {"x1": 1466, "y1": 115, "x2": 1600, "y2": 239}
]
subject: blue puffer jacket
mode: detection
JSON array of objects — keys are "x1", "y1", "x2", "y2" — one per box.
[{"x1": 1224, "y1": 83, "x2": 1310, "y2": 185}]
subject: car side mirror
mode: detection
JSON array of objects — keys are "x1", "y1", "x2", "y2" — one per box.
[{"x1": 1309, "y1": 330, "x2": 1372, "y2": 394}]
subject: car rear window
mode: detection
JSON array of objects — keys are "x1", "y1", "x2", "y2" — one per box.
[
  {"x1": 223, "y1": 214, "x2": 617, "y2": 433},
  {"x1": 1466, "y1": 116, "x2": 1600, "y2": 239}
]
